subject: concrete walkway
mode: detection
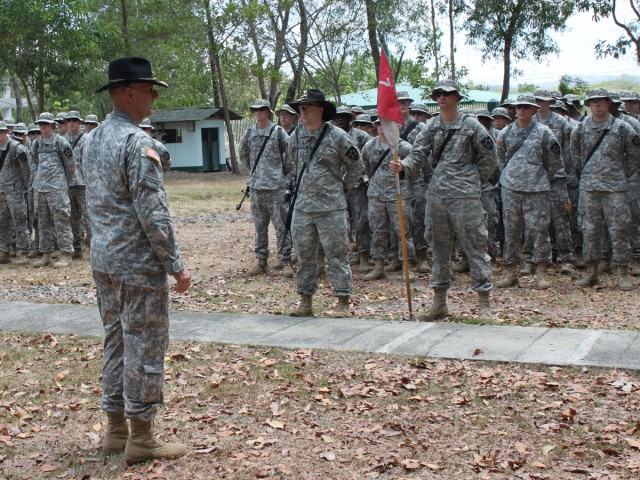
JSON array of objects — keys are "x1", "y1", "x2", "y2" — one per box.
[{"x1": 1, "y1": 300, "x2": 638, "y2": 370}]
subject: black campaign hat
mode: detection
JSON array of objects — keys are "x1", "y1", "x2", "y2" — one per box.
[
  {"x1": 95, "y1": 56, "x2": 168, "y2": 93},
  {"x1": 289, "y1": 89, "x2": 337, "y2": 122}
]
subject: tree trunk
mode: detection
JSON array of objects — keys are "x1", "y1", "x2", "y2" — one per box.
[
  {"x1": 242, "y1": 0, "x2": 267, "y2": 99},
  {"x1": 448, "y1": 0, "x2": 455, "y2": 80},
  {"x1": 501, "y1": 39, "x2": 512, "y2": 102},
  {"x1": 17, "y1": 76, "x2": 35, "y2": 121},
  {"x1": 121, "y1": 0, "x2": 131, "y2": 55},
  {"x1": 430, "y1": 0, "x2": 440, "y2": 81},
  {"x1": 204, "y1": 0, "x2": 221, "y2": 106},
  {"x1": 285, "y1": 0, "x2": 308, "y2": 102},
  {"x1": 265, "y1": 1, "x2": 290, "y2": 107},
  {"x1": 12, "y1": 76, "x2": 23, "y2": 123},
  {"x1": 364, "y1": 0, "x2": 381, "y2": 83}
]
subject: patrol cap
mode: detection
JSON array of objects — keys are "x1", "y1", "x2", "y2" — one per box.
[
  {"x1": 513, "y1": 94, "x2": 540, "y2": 108},
  {"x1": 36, "y1": 112, "x2": 57, "y2": 125},
  {"x1": 275, "y1": 104, "x2": 298, "y2": 116},
  {"x1": 65, "y1": 111, "x2": 83, "y2": 121},
  {"x1": 352, "y1": 114, "x2": 373, "y2": 125},
  {"x1": 249, "y1": 99, "x2": 273, "y2": 113},
  {"x1": 430, "y1": 79, "x2": 463, "y2": 101},
  {"x1": 584, "y1": 88, "x2": 611, "y2": 107},
  {"x1": 550, "y1": 100, "x2": 568, "y2": 112},
  {"x1": 3, "y1": 117, "x2": 15, "y2": 127},
  {"x1": 13, "y1": 123, "x2": 27, "y2": 134},
  {"x1": 289, "y1": 89, "x2": 337, "y2": 121},
  {"x1": 619, "y1": 91, "x2": 639, "y2": 102},
  {"x1": 83, "y1": 114, "x2": 100, "y2": 125},
  {"x1": 139, "y1": 118, "x2": 153, "y2": 129},
  {"x1": 27, "y1": 123, "x2": 40, "y2": 134},
  {"x1": 335, "y1": 105, "x2": 355, "y2": 118},
  {"x1": 533, "y1": 89, "x2": 554, "y2": 102},
  {"x1": 490, "y1": 107, "x2": 511, "y2": 120},
  {"x1": 0, "y1": 121, "x2": 8, "y2": 131},
  {"x1": 409, "y1": 103, "x2": 431, "y2": 116},
  {"x1": 350, "y1": 106, "x2": 365, "y2": 115},
  {"x1": 55, "y1": 112, "x2": 67, "y2": 123},
  {"x1": 396, "y1": 90, "x2": 414, "y2": 102},
  {"x1": 474, "y1": 108, "x2": 492, "y2": 119}
]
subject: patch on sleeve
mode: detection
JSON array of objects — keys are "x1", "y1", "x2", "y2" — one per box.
[
  {"x1": 145, "y1": 146, "x2": 161, "y2": 163},
  {"x1": 63, "y1": 147, "x2": 73, "y2": 158},
  {"x1": 18, "y1": 151, "x2": 28, "y2": 162},
  {"x1": 481, "y1": 136, "x2": 495, "y2": 150},
  {"x1": 345, "y1": 146, "x2": 360, "y2": 161},
  {"x1": 633, "y1": 135, "x2": 640, "y2": 146},
  {"x1": 550, "y1": 142, "x2": 561, "y2": 154}
]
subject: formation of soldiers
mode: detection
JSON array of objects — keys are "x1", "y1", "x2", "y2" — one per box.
[
  {"x1": 241, "y1": 83, "x2": 640, "y2": 319},
  {"x1": 0, "y1": 112, "x2": 169, "y2": 268}
]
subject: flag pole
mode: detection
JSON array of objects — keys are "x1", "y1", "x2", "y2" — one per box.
[{"x1": 393, "y1": 150, "x2": 414, "y2": 320}]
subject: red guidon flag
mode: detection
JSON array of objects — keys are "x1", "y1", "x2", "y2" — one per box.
[{"x1": 377, "y1": 49, "x2": 403, "y2": 150}]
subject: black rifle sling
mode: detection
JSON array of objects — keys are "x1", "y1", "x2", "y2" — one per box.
[
  {"x1": 369, "y1": 148, "x2": 391, "y2": 181},
  {"x1": 400, "y1": 120, "x2": 419, "y2": 141},
  {"x1": 0, "y1": 144, "x2": 10, "y2": 172},
  {"x1": 503, "y1": 122, "x2": 536, "y2": 166},
  {"x1": 71, "y1": 132, "x2": 84, "y2": 150},
  {"x1": 249, "y1": 125, "x2": 276, "y2": 177},
  {"x1": 431, "y1": 129, "x2": 456, "y2": 169},
  {"x1": 583, "y1": 128, "x2": 610, "y2": 169}
]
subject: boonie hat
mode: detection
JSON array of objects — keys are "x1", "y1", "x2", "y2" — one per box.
[
  {"x1": 396, "y1": 90, "x2": 414, "y2": 102},
  {"x1": 352, "y1": 114, "x2": 373, "y2": 125},
  {"x1": 533, "y1": 89, "x2": 554, "y2": 102},
  {"x1": 551, "y1": 100, "x2": 568, "y2": 112},
  {"x1": 619, "y1": 91, "x2": 640, "y2": 102},
  {"x1": 335, "y1": 106, "x2": 355, "y2": 118},
  {"x1": 499, "y1": 98, "x2": 515, "y2": 109},
  {"x1": 490, "y1": 107, "x2": 511, "y2": 120},
  {"x1": 27, "y1": 123, "x2": 40, "y2": 134},
  {"x1": 350, "y1": 106, "x2": 365, "y2": 115},
  {"x1": 430, "y1": 79, "x2": 463, "y2": 101},
  {"x1": 474, "y1": 108, "x2": 492, "y2": 119},
  {"x1": 249, "y1": 99, "x2": 273, "y2": 113},
  {"x1": 13, "y1": 123, "x2": 27, "y2": 134},
  {"x1": 584, "y1": 88, "x2": 611, "y2": 107},
  {"x1": 96, "y1": 56, "x2": 168, "y2": 93},
  {"x1": 36, "y1": 112, "x2": 57, "y2": 125},
  {"x1": 84, "y1": 114, "x2": 100, "y2": 125},
  {"x1": 289, "y1": 89, "x2": 337, "y2": 122},
  {"x1": 139, "y1": 118, "x2": 153, "y2": 129},
  {"x1": 65, "y1": 111, "x2": 83, "y2": 121},
  {"x1": 0, "y1": 121, "x2": 8, "y2": 131},
  {"x1": 275, "y1": 104, "x2": 298, "y2": 116},
  {"x1": 55, "y1": 112, "x2": 67, "y2": 123},
  {"x1": 513, "y1": 94, "x2": 540, "y2": 108},
  {"x1": 409, "y1": 103, "x2": 431, "y2": 116},
  {"x1": 3, "y1": 117, "x2": 15, "y2": 127}
]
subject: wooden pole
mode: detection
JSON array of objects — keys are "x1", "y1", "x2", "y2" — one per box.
[{"x1": 393, "y1": 150, "x2": 414, "y2": 320}]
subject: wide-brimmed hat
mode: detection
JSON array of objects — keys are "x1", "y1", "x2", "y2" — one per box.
[
  {"x1": 608, "y1": 91, "x2": 623, "y2": 105},
  {"x1": 352, "y1": 114, "x2": 373, "y2": 125},
  {"x1": 490, "y1": 107, "x2": 511, "y2": 120},
  {"x1": 335, "y1": 105, "x2": 355, "y2": 118},
  {"x1": 533, "y1": 89, "x2": 554, "y2": 102},
  {"x1": 289, "y1": 89, "x2": 337, "y2": 122},
  {"x1": 396, "y1": 90, "x2": 414, "y2": 102},
  {"x1": 249, "y1": 99, "x2": 273, "y2": 113},
  {"x1": 3, "y1": 117, "x2": 15, "y2": 127},
  {"x1": 27, "y1": 123, "x2": 40, "y2": 134},
  {"x1": 584, "y1": 88, "x2": 611, "y2": 107},
  {"x1": 499, "y1": 98, "x2": 515, "y2": 109},
  {"x1": 513, "y1": 94, "x2": 540, "y2": 108},
  {"x1": 430, "y1": 79, "x2": 463, "y2": 101},
  {"x1": 84, "y1": 114, "x2": 100, "y2": 125},
  {"x1": 350, "y1": 106, "x2": 365, "y2": 115},
  {"x1": 0, "y1": 121, "x2": 8, "y2": 131},
  {"x1": 36, "y1": 112, "x2": 57, "y2": 125},
  {"x1": 275, "y1": 104, "x2": 298, "y2": 116},
  {"x1": 54, "y1": 112, "x2": 67, "y2": 123},
  {"x1": 95, "y1": 56, "x2": 168, "y2": 94},
  {"x1": 139, "y1": 118, "x2": 153, "y2": 129},
  {"x1": 409, "y1": 103, "x2": 431, "y2": 116},
  {"x1": 365, "y1": 108, "x2": 378, "y2": 122},
  {"x1": 474, "y1": 108, "x2": 492, "y2": 119},
  {"x1": 13, "y1": 123, "x2": 27, "y2": 134},
  {"x1": 551, "y1": 100, "x2": 568, "y2": 112},
  {"x1": 563, "y1": 94, "x2": 582, "y2": 106},
  {"x1": 65, "y1": 111, "x2": 83, "y2": 122},
  {"x1": 619, "y1": 91, "x2": 639, "y2": 102}
]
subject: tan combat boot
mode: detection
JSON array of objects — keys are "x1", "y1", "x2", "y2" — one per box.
[
  {"x1": 559, "y1": 262, "x2": 575, "y2": 276},
  {"x1": 358, "y1": 252, "x2": 371, "y2": 273},
  {"x1": 536, "y1": 263, "x2": 552, "y2": 290},
  {"x1": 496, "y1": 264, "x2": 520, "y2": 288},
  {"x1": 103, "y1": 411, "x2": 129, "y2": 455},
  {"x1": 519, "y1": 262, "x2": 536, "y2": 276},
  {"x1": 385, "y1": 256, "x2": 402, "y2": 272},
  {"x1": 281, "y1": 263, "x2": 294, "y2": 278},
  {"x1": 416, "y1": 249, "x2": 431, "y2": 273},
  {"x1": 576, "y1": 262, "x2": 599, "y2": 288},
  {"x1": 72, "y1": 247, "x2": 83, "y2": 260},
  {"x1": 247, "y1": 258, "x2": 267, "y2": 276},
  {"x1": 124, "y1": 418, "x2": 186, "y2": 464},
  {"x1": 272, "y1": 258, "x2": 284, "y2": 270},
  {"x1": 452, "y1": 254, "x2": 469, "y2": 273},
  {"x1": 14, "y1": 252, "x2": 30, "y2": 266},
  {"x1": 53, "y1": 252, "x2": 73, "y2": 268},
  {"x1": 32, "y1": 253, "x2": 52, "y2": 267},
  {"x1": 327, "y1": 296, "x2": 350, "y2": 318},
  {"x1": 477, "y1": 291, "x2": 493, "y2": 322},
  {"x1": 0, "y1": 251, "x2": 10, "y2": 264},
  {"x1": 417, "y1": 289, "x2": 450, "y2": 322},
  {"x1": 27, "y1": 247, "x2": 39, "y2": 258},
  {"x1": 289, "y1": 294, "x2": 313, "y2": 317},
  {"x1": 9, "y1": 244, "x2": 17, "y2": 257},
  {"x1": 616, "y1": 265, "x2": 635, "y2": 291},
  {"x1": 598, "y1": 258, "x2": 612, "y2": 274},
  {"x1": 363, "y1": 259, "x2": 386, "y2": 281}
]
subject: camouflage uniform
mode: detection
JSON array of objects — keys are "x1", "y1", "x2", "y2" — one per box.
[
  {"x1": 345, "y1": 124, "x2": 372, "y2": 257},
  {"x1": 363, "y1": 136, "x2": 415, "y2": 262},
  {"x1": 32, "y1": 129, "x2": 75, "y2": 254},
  {"x1": 83, "y1": 110, "x2": 185, "y2": 420},
  {"x1": 498, "y1": 121, "x2": 562, "y2": 265},
  {"x1": 401, "y1": 113, "x2": 498, "y2": 292},
  {"x1": 239, "y1": 120, "x2": 292, "y2": 263},
  {"x1": 572, "y1": 115, "x2": 640, "y2": 266},
  {"x1": 65, "y1": 123, "x2": 90, "y2": 250},
  {"x1": 0, "y1": 131, "x2": 31, "y2": 254},
  {"x1": 153, "y1": 139, "x2": 171, "y2": 173},
  {"x1": 288, "y1": 123, "x2": 363, "y2": 296}
]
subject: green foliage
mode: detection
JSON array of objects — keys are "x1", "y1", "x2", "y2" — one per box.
[
  {"x1": 517, "y1": 82, "x2": 539, "y2": 93},
  {"x1": 558, "y1": 75, "x2": 590, "y2": 96},
  {"x1": 591, "y1": 74, "x2": 640, "y2": 93}
]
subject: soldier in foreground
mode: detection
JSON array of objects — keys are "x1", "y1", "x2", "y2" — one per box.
[{"x1": 84, "y1": 56, "x2": 191, "y2": 463}]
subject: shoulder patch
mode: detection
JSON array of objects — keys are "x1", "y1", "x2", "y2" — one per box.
[
  {"x1": 346, "y1": 145, "x2": 360, "y2": 161},
  {"x1": 550, "y1": 141, "x2": 561, "y2": 154},
  {"x1": 63, "y1": 147, "x2": 73, "y2": 158},
  {"x1": 633, "y1": 135, "x2": 640, "y2": 146},
  {"x1": 481, "y1": 136, "x2": 495, "y2": 150},
  {"x1": 145, "y1": 146, "x2": 161, "y2": 163}
]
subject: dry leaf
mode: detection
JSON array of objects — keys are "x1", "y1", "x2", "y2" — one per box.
[{"x1": 265, "y1": 421, "x2": 285, "y2": 430}]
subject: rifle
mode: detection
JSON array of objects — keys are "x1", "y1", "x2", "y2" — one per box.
[
  {"x1": 236, "y1": 124, "x2": 277, "y2": 210},
  {"x1": 235, "y1": 187, "x2": 250, "y2": 210}
]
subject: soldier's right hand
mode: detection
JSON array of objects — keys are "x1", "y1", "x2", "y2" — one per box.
[{"x1": 173, "y1": 268, "x2": 191, "y2": 293}]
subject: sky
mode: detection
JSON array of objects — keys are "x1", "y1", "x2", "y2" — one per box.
[{"x1": 451, "y1": 9, "x2": 639, "y2": 87}]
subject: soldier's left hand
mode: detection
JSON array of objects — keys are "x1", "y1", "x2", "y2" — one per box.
[{"x1": 173, "y1": 268, "x2": 191, "y2": 293}]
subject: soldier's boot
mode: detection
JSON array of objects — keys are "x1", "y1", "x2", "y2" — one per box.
[
  {"x1": 327, "y1": 296, "x2": 350, "y2": 318},
  {"x1": 14, "y1": 252, "x2": 30, "y2": 266},
  {"x1": 385, "y1": 256, "x2": 402, "y2": 272},
  {"x1": 631, "y1": 258, "x2": 640, "y2": 277},
  {"x1": 519, "y1": 262, "x2": 536, "y2": 276},
  {"x1": 103, "y1": 411, "x2": 129, "y2": 456},
  {"x1": 0, "y1": 251, "x2": 10, "y2": 264},
  {"x1": 358, "y1": 252, "x2": 371, "y2": 273},
  {"x1": 363, "y1": 259, "x2": 386, "y2": 281},
  {"x1": 598, "y1": 258, "x2": 612, "y2": 274},
  {"x1": 349, "y1": 252, "x2": 360, "y2": 266},
  {"x1": 289, "y1": 294, "x2": 313, "y2": 317},
  {"x1": 452, "y1": 254, "x2": 470, "y2": 273},
  {"x1": 124, "y1": 418, "x2": 186, "y2": 464},
  {"x1": 281, "y1": 263, "x2": 294, "y2": 279},
  {"x1": 576, "y1": 263, "x2": 599, "y2": 288},
  {"x1": 9, "y1": 244, "x2": 17, "y2": 257},
  {"x1": 53, "y1": 253, "x2": 73, "y2": 269},
  {"x1": 51, "y1": 249, "x2": 61, "y2": 259},
  {"x1": 496, "y1": 264, "x2": 520, "y2": 288},
  {"x1": 247, "y1": 258, "x2": 267, "y2": 276},
  {"x1": 559, "y1": 262, "x2": 575, "y2": 276},
  {"x1": 27, "y1": 247, "x2": 39, "y2": 259},
  {"x1": 476, "y1": 291, "x2": 493, "y2": 322},
  {"x1": 616, "y1": 265, "x2": 635, "y2": 291},
  {"x1": 401, "y1": 264, "x2": 417, "y2": 282},
  {"x1": 536, "y1": 263, "x2": 552, "y2": 290},
  {"x1": 272, "y1": 258, "x2": 284, "y2": 270},
  {"x1": 32, "y1": 253, "x2": 52, "y2": 267},
  {"x1": 574, "y1": 255, "x2": 587, "y2": 269},
  {"x1": 417, "y1": 289, "x2": 450, "y2": 322},
  {"x1": 72, "y1": 247, "x2": 83, "y2": 260},
  {"x1": 416, "y1": 249, "x2": 431, "y2": 274}
]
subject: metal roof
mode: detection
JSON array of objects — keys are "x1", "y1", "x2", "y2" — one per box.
[{"x1": 149, "y1": 106, "x2": 243, "y2": 123}]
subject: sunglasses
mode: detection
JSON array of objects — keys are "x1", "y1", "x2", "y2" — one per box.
[
  {"x1": 433, "y1": 90, "x2": 456, "y2": 98},
  {"x1": 515, "y1": 105, "x2": 534, "y2": 110}
]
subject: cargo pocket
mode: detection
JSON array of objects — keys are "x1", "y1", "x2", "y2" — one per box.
[{"x1": 142, "y1": 364, "x2": 164, "y2": 405}]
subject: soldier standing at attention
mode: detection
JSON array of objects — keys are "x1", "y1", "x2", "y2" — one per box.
[
  {"x1": 31, "y1": 112, "x2": 75, "y2": 268},
  {"x1": 391, "y1": 80, "x2": 498, "y2": 321},
  {"x1": 84, "y1": 56, "x2": 191, "y2": 463},
  {"x1": 275, "y1": 104, "x2": 299, "y2": 135},
  {"x1": 83, "y1": 114, "x2": 100, "y2": 133},
  {"x1": 239, "y1": 99, "x2": 294, "y2": 278},
  {"x1": 287, "y1": 89, "x2": 363, "y2": 317}
]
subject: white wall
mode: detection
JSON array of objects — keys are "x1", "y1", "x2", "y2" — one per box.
[{"x1": 156, "y1": 119, "x2": 226, "y2": 170}]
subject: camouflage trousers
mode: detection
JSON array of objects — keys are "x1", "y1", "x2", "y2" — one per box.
[
  {"x1": 37, "y1": 189, "x2": 73, "y2": 253},
  {"x1": 481, "y1": 189, "x2": 499, "y2": 260},
  {"x1": 628, "y1": 184, "x2": 640, "y2": 251},
  {"x1": 93, "y1": 270, "x2": 169, "y2": 420},
  {"x1": 579, "y1": 191, "x2": 631, "y2": 265},
  {"x1": 28, "y1": 188, "x2": 39, "y2": 248},
  {"x1": 411, "y1": 185, "x2": 428, "y2": 253},
  {"x1": 347, "y1": 183, "x2": 371, "y2": 254},
  {"x1": 250, "y1": 188, "x2": 291, "y2": 262},
  {"x1": 368, "y1": 196, "x2": 416, "y2": 262},
  {"x1": 292, "y1": 208, "x2": 352, "y2": 296},
  {"x1": 0, "y1": 189, "x2": 30, "y2": 253},
  {"x1": 428, "y1": 195, "x2": 492, "y2": 292},
  {"x1": 567, "y1": 185, "x2": 582, "y2": 251},
  {"x1": 502, "y1": 187, "x2": 552, "y2": 265},
  {"x1": 69, "y1": 186, "x2": 90, "y2": 249}
]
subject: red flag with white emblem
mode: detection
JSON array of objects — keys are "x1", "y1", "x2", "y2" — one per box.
[{"x1": 377, "y1": 49, "x2": 403, "y2": 150}]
